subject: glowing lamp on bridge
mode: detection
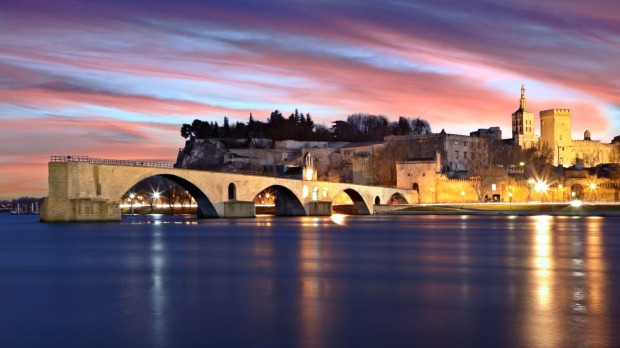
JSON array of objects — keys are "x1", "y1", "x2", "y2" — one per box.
[
  {"x1": 129, "y1": 193, "x2": 136, "y2": 215},
  {"x1": 152, "y1": 191, "x2": 161, "y2": 207},
  {"x1": 305, "y1": 168, "x2": 314, "y2": 181}
]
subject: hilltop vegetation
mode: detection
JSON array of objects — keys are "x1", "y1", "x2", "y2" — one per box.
[{"x1": 180, "y1": 110, "x2": 431, "y2": 144}]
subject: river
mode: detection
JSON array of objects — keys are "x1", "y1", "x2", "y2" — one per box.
[{"x1": 1, "y1": 213, "x2": 619, "y2": 347}]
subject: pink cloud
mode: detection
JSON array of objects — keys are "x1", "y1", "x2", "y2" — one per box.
[
  {"x1": 0, "y1": 116, "x2": 185, "y2": 199},
  {"x1": 1, "y1": 0, "x2": 619, "y2": 199}
]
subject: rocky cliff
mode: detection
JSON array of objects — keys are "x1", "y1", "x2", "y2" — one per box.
[{"x1": 176, "y1": 139, "x2": 238, "y2": 170}]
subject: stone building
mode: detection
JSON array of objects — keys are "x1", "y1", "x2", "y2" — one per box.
[
  {"x1": 470, "y1": 127, "x2": 502, "y2": 142},
  {"x1": 539, "y1": 109, "x2": 616, "y2": 167},
  {"x1": 339, "y1": 142, "x2": 384, "y2": 164},
  {"x1": 510, "y1": 86, "x2": 619, "y2": 167},
  {"x1": 340, "y1": 142, "x2": 385, "y2": 184},
  {"x1": 385, "y1": 130, "x2": 489, "y2": 173},
  {"x1": 301, "y1": 144, "x2": 346, "y2": 180},
  {"x1": 395, "y1": 152, "x2": 441, "y2": 203}
]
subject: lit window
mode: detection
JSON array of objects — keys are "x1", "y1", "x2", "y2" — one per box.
[{"x1": 492, "y1": 184, "x2": 497, "y2": 191}]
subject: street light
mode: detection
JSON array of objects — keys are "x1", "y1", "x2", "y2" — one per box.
[
  {"x1": 152, "y1": 191, "x2": 161, "y2": 210},
  {"x1": 527, "y1": 178, "x2": 535, "y2": 202},
  {"x1": 534, "y1": 180, "x2": 548, "y2": 192},
  {"x1": 534, "y1": 180, "x2": 548, "y2": 202},
  {"x1": 589, "y1": 182, "x2": 597, "y2": 202}
]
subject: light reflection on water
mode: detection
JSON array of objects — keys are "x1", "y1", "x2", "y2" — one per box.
[
  {"x1": 150, "y1": 224, "x2": 167, "y2": 347},
  {"x1": 1, "y1": 214, "x2": 619, "y2": 347}
]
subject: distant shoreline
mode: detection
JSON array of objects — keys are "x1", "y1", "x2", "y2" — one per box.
[{"x1": 374, "y1": 203, "x2": 620, "y2": 217}]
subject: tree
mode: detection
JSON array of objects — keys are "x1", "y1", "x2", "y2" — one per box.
[
  {"x1": 491, "y1": 141, "x2": 553, "y2": 178},
  {"x1": 305, "y1": 113, "x2": 315, "y2": 133},
  {"x1": 469, "y1": 165, "x2": 507, "y2": 202},
  {"x1": 396, "y1": 116, "x2": 412, "y2": 135},
  {"x1": 192, "y1": 119, "x2": 209, "y2": 139},
  {"x1": 266, "y1": 110, "x2": 287, "y2": 141},
  {"x1": 165, "y1": 183, "x2": 183, "y2": 210},
  {"x1": 248, "y1": 113, "x2": 255, "y2": 130},
  {"x1": 180, "y1": 123, "x2": 196, "y2": 140},
  {"x1": 314, "y1": 124, "x2": 332, "y2": 141},
  {"x1": 331, "y1": 120, "x2": 357, "y2": 141},
  {"x1": 368, "y1": 142, "x2": 412, "y2": 186},
  {"x1": 411, "y1": 117, "x2": 431, "y2": 134},
  {"x1": 223, "y1": 117, "x2": 230, "y2": 138}
]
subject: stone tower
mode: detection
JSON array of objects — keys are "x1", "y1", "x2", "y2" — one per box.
[
  {"x1": 539, "y1": 108, "x2": 572, "y2": 166},
  {"x1": 511, "y1": 85, "x2": 536, "y2": 148}
]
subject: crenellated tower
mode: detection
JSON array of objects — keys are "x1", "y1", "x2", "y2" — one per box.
[{"x1": 540, "y1": 108, "x2": 572, "y2": 166}]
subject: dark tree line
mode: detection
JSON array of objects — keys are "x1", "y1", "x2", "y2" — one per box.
[{"x1": 180, "y1": 110, "x2": 430, "y2": 143}]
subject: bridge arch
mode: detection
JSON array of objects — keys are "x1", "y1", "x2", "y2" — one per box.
[
  {"x1": 571, "y1": 183, "x2": 584, "y2": 199},
  {"x1": 228, "y1": 183, "x2": 236, "y2": 200},
  {"x1": 332, "y1": 188, "x2": 371, "y2": 215},
  {"x1": 254, "y1": 185, "x2": 306, "y2": 216},
  {"x1": 387, "y1": 192, "x2": 408, "y2": 204},
  {"x1": 121, "y1": 173, "x2": 218, "y2": 218}
]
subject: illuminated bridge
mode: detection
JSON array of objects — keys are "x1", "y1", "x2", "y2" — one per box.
[{"x1": 41, "y1": 156, "x2": 417, "y2": 222}]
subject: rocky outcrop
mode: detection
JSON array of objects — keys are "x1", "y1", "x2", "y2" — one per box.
[{"x1": 176, "y1": 139, "x2": 237, "y2": 170}]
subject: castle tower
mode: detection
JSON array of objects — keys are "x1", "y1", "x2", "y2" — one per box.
[
  {"x1": 511, "y1": 85, "x2": 536, "y2": 148},
  {"x1": 539, "y1": 109, "x2": 572, "y2": 166}
]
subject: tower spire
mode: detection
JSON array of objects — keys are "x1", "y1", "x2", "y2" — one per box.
[{"x1": 520, "y1": 85, "x2": 526, "y2": 109}]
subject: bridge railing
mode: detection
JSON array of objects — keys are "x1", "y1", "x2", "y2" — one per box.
[
  {"x1": 50, "y1": 156, "x2": 174, "y2": 168},
  {"x1": 48, "y1": 155, "x2": 302, "y2": 178}
]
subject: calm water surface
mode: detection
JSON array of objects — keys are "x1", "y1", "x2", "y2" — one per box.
[{"x1": 1, "y1": 213, "x2": 619, "y2": 347}]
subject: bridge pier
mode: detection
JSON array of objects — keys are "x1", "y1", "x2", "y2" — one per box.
[
  {"x1": 223, "y1": 200, "x2": 255, "y2": 218},
  {"x1": 305, "y1": 201, "x2": 332, "y2": 216},
  {"x1": 41, "y1": 161, "x2": 121, "y2": 222},
  {"x1": 41, "y1": 198, "x2": 120, "y2": 222}
]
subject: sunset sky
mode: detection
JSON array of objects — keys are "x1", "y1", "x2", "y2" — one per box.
[{"x1": 1, "y1": 0, "x2": 619, "y2": 199}]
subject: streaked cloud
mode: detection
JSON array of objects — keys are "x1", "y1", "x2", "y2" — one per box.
[{"x1": 0, "y1": 0, "x2": 618, "y2": 198}]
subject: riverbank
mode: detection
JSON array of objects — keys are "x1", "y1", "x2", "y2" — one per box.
[{"x1": 375, "y1": 203, "x2": 620, "y2": 217}]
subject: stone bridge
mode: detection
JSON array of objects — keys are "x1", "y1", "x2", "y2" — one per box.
[{"x1": 41, "y1": 156, "x2": 417, "y2": 222}]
